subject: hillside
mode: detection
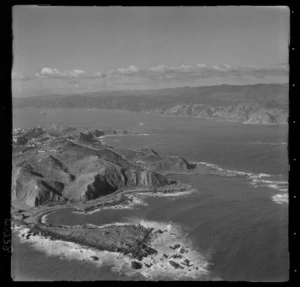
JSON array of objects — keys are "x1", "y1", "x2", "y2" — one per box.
[
  {"x1": 13, "y1": 84, "x2": 289, "y2": 124},
  {"x1": 12, "y1": 125, "x2": 196, "y2": 208}
]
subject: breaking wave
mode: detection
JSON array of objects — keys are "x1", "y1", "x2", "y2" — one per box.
[
  {"x1": 271, "y1": 194, "x2": 288, "y2": 205},
  {"x1": 192, "y1": 160, "x2": 288, "y2": 204},
  {"x1": 13, "y1": 219, "x2": 216, "y2": 281},
  {"x1": 248, "y1": 141, "x2": 287, "y2": 146}
]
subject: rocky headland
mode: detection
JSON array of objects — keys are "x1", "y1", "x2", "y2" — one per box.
[
  {"x1": 11, "y1": 124, "x2": 250, "y2": 279},
  {"x1": 12, "y1": 125, "x2": 249, "y2": 207}
]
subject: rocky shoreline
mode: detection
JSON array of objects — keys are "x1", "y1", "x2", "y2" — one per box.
[
  {"x1": 10, "y1": 124, "x2": 240, "y2": 280},
  {"x1": 12, "y1": 203, "x2": 211, "y2": 280},
  {"x1": 11, "y1": 184, "x2": 189, "y2": 260}
]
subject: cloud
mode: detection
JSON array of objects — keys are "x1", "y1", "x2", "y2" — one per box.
[
  {"x1": 195, "y1": 64, "x2": 234, "y2": 72},
  {"x1": 35, "y1": 67, "x2": 106, "y2": 79},
  {"x1": 11, "y1": 72, "x2": 31, "y2": 80},
  {"x1": 147, "y1": 64, "x2": 236, "y2": 76},
  {"x1": 196, "y1": 64, "x2": 207, "y2": 69},
  {"x1": 28, "y1": 63, "x2": 288, "y2": 94},
  {"x1": 115, "y1": 63, "x2": 288, "y2": 87},
  {"x1": 116, "y1": 65, "x2": 140, "y2": 74},
  {"x1": 148, "y1": 65, "x2": 167, "y2": 73},
  {"x1": 33, "y1": 63, "x2": 288, "y2": 83},
  {"x1": 275, "y1": 62, "x2": 289, "y2": 68},
  {"x1": 92, "y1": 71, "x2": 106, "y2": 78},
  {"x1": 41, "y1": 67, "x2": 60, "y2": 75},
  {"x1": 148, "y1": 65, "x2": 193, "y2": 73},
  {"x1": 106, "y1": 65, "x2": 142, "y2": 76},
  {"x1": 145, "y1": 63, "x2": 288, "y2": 82},
  {"x1": 210, "y1": 64, "x2": 232, "y2": 72}
]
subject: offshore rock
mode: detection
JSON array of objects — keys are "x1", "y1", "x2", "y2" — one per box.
[{"x1": 131, "y1": 261, "x2": 143, "y2": 269}]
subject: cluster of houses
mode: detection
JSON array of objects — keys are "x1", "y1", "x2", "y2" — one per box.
[
  {"x1": 13, "y1": 127, "x2": 52, "y2": 151},
  {"x1": 13, "y1": 128, "x2": 25, "y2": 136}
]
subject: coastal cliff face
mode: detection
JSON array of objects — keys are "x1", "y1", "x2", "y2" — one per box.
[
  {"x1": 12, "y1": 126, "x2": 172, "y2": 207},
  {"x1": 13, "y1": 83, "x2": 289, "y2": 124},
  {"x1": 78, "y1": 167, "x2": 168, "y2": 201}
]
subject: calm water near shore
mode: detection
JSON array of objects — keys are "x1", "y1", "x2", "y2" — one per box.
[{"x1": 12, "y1": 108, "x2": 289, "y2": 281}]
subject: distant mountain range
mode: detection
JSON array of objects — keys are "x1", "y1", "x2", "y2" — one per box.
[{"x1": 13, "y1": 83, "x2": 289, "y2": 124}]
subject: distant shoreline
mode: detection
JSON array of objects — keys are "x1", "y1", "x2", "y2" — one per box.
[
  {"x1": 13, "y1": 106, "x2": 288, "y2": 126},
  {"x1": 12, "y1": 83, "x2": 289, "y2": 126}
]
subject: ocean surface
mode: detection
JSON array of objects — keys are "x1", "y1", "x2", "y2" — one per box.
[{"x1": 12, "y1": 108, "x2": 289, "y2": 281}]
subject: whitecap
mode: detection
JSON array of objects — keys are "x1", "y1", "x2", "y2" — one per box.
[
  {"x1": 14, "y1": 219, "x2": 213, "y2": 281},
  {"x1": 257, "y1": 180, "x2": 288, "y2": 185},
  {"x1": 121, "y1": 218, "x2": 212, "y2": 280},
  {"x1": 15, "y1": 227, "x2": 129, "y2": 268},
  {"x1": 136, "y1": 189, "x2": 197, "y2": 198},
  {"x1": 272, "y1": 194, "x2": 288, "y2": 205},
  {"x1": 248, "y1": 141, "x2": 287, "y2": 146},
  {"x1": 257, "y1": 173, "x2": 272, "y2": 178},
  {"x1": 191, "y1": 160, "x2": 289, "y2": 195}
]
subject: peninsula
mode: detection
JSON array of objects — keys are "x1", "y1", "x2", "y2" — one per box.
[{"x1": 11, "y1": 124, "x2": 254, "y2": 279}]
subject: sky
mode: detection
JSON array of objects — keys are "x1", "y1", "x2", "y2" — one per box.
[{"x1": 12, "y1": 6, "x2": 290, "y2": 97}]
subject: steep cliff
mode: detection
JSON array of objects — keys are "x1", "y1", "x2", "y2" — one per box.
[{"x1": 64, "y1": 166, "x2": 169, "y2": 202}]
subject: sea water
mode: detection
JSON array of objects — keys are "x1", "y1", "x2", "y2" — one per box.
[{"x1": 12, "y1": 108, "x2": 289, "y2": 281}]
